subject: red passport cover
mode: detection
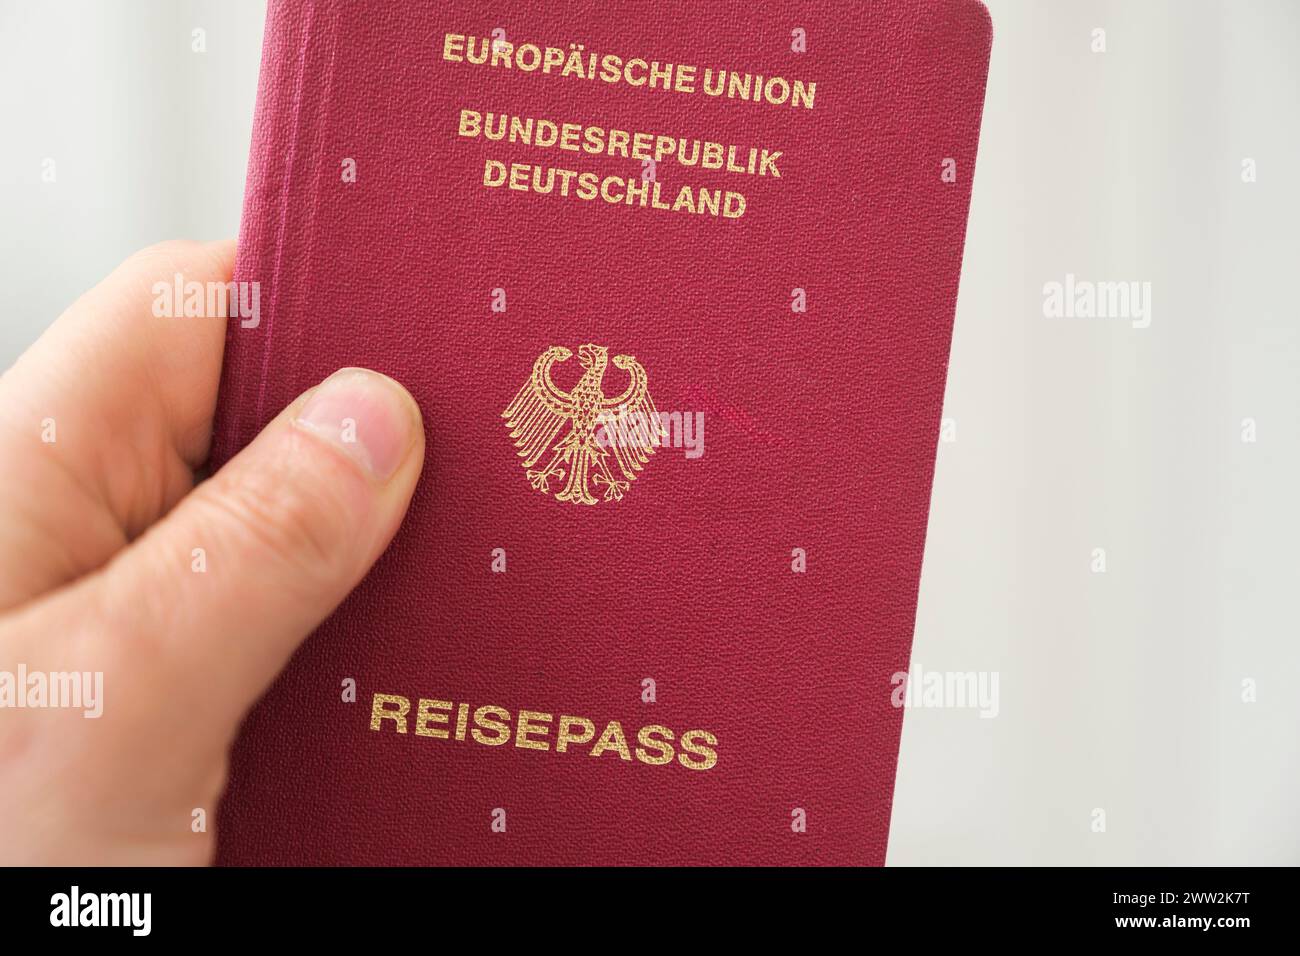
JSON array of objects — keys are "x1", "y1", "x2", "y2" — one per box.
[{"x1": 211, "y1": 0, "x2": 991, "y2": 865}]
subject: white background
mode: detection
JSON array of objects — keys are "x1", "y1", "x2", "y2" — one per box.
[{"x1": 1, "y1": 0, "x2": 1296, "y2": 864}]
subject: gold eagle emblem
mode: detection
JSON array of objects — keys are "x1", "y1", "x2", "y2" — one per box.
[{"x1": 503, "y1": 344, "x2": 665, "y2": 505}]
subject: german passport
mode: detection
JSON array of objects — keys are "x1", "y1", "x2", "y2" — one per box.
[{"x1": 212, "y1": 0, "x2": 992, "y2": 865}]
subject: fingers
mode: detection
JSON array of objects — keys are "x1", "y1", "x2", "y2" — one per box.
[
  {"x1": 61, "y1": 368, "x2": 424, "y2": 735},
  {"x1": 0, "y1": 240, "x2": 235, "y2": 611}
]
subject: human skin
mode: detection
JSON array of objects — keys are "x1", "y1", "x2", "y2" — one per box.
[{"x1": 0, "y1": 240, "x2": 424, "y2": 864}]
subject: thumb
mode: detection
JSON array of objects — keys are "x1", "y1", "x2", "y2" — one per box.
[{"x1": 90, "y1": 367, "x2": 424, "y2": 728}]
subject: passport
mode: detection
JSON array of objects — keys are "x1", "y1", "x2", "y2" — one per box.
[{"x1": 211, "y1": 0, "x2": 992, "y2": 865}]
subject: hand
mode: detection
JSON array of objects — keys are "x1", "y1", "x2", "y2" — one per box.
[{"x1": 0, "y1": 241, "x2": 425, "y2": 864}]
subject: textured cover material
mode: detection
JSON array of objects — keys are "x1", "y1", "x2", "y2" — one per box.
[{"x1": 212, "y1": 0, "x2": 991, "y2": 865}]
